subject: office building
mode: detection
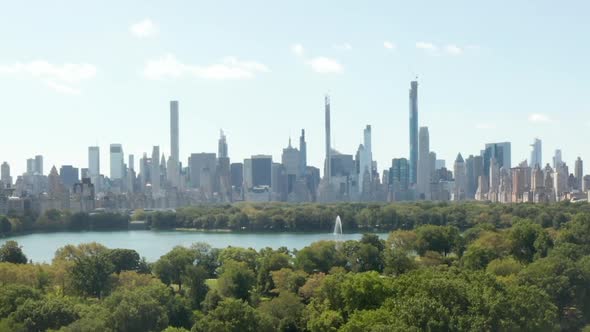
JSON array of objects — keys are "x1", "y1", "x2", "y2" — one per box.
[
  {"x1": 529, "y1": 138, "x2": 542, "y2": 168},
  {"x1": 109, "y1": 144, "x2": 124, "y2": 180},
  {"x1": 189, "y1": 153, "x2": 217, "y2": 189},
  {"x1": 299, "y1": 129, "x2": 307, "y2": 178},
  {"x1": 59, "y1": 165, "x2": 79, "y2": 189},
  {"x1": 553, "y1": 149, "x2": 563, "y2": 169},
  {"x1": 88, "y1": 146, "x2": 100, "y2": 177},
  {"x1": 417, "y1": 126, "x2": 430, "y2": 198},
  {"x1": 575, "y1": 157, "x2": 583, "y2": 190},
  {"x1": 34, "y1": 155, "x2": 43, "y2": 175},
  {"x1": 230, "y1": 163, "x2": 243, "y2": 189},
  {"x1": 1, "y1": 162, "x2": 11, "y2": 186},
  {"x1": 483, "y1": 142, "x2": 511, "y2": 177},
  {"x1": 252, "y1": 155, "x2": 272, "y2": 187},
  {"x1": 409, "y1": 80, "x2": 418, "y2": 185},
  {"x1": 453, "y1": 153, "x2": 466, "y2": 201},
  {"x1": 324, "y1": 95, "x2": 331, "y2": 181}
]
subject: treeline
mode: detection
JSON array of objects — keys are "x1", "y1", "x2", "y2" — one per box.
[
  {"x1": 2, "y1": 201, "x2": 590, "y2": 237},
  {"x1": 0, "y1": 208, "x2": 590, "y2": 331},
  {"x1": 0, "y1": 210, "x2": 129, "y2": 236},
  {"x1": 145, "y1": 201, "x2": 590, "y2": 232}
]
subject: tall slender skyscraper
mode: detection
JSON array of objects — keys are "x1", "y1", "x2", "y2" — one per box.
[
  {"x1": 218, "y1": 130, "x2": 228, "y2": 158},
  {"x1": 88, "y1": 146, "x2": 100, "y2": 177},
  {"x1": 34, "y1": 155, "x2": 43, "y2": 175},
  {"x1": 417, "y1": 126, "x2": 430, "y2": 198},
  {"x1": 529, "y1": 138, "x2": 542, "y2": 168},
  {"x1": 151, "y1": 146, "x2": 161, "y2": 191},
  {"x1": 170, "y1": 101, "x2": 179, "y2": 163},
  {"x1": 409, "y1": 80, "x2": 418, "y2": 185},
  {"x1": 109, "y1": 144, "x2": 124, "y2": 180},
  {"x1": 553, "y1": 149, "x2": 563, "y2": 169},
  {"x1": 359, "y1": 125, "x2": 373, "y2": 192},
  {"x1": 299, "y1": 129, "x2": 307, "y2": 178},
  {"x1": 324, "y1": 95, "x2": 331, "y2": 182},
  {"x1": 575, "y1": 157, "x2": 583, "y2": 190}
]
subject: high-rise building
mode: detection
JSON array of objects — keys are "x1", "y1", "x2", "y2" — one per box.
[
  {"x1": 88, "y1": 146, "x2": 100, "y2": 177},
  {"x1": 409, "y1": 80, "x2": 419, "y2": 185},
  {"x1": 324, "y1": 95, "x2": 331, "y2": 182},
  {"x1": 252, "y1": 155, "x2": 272, "y2": 187},
  {"x1": 230, "y1": 163, "x2": 243, "y2": 189},
  {"x1": 109, "y1": 144, "x2": 124, "y2": 180},
  {"x1": 218, "y1": 130, "x2": 228, "y2": 159},
  {"x1": 299, "y1": 129, "x2": 307, "y2": 178},
  {"x1": 417, "y1": 126, "x2": 430, "y2": 198},
  {"x1": 128, "y1": 154, "x2": 134, "y2": 171},
  {"x1": 389, "y1": 158, "x2": 410, "y2": 200},
  {"x1": 529, "y1": 138, "x2": 542, "y2": 168},
  {"x1": 282, "y1": 138, "x2": 300, "y2": 194},
  {"x1": 0, "y1": 162, "x2": 11, "y2": 186},
  {"x1": 575, "y1": 157, "x2": 583, "y2": 190},
  {"x1": 483, "y1": 142, "x2": 511, "y2": 177},
  {"x1": 189, "y1": 153, "x2": 217, "y2": 189},
  {"x1": 358, "y1": 125, "x2": 373, "y2": 193},
  {"x1": 553, "y1": 149, "x2": 563, "y2": 169},
  {"x1": 170, "y1": 101, "x2": 179, "y2": 163},
  {"x1": 34, "y1": 155, "x2": 43, "y2": 175},
  {"x1": 26, "y1": 158, "x2": 35, "y2": 175},
  {"x1": 243, "y1": 158, "x2": 252, "y2": 189},
  {"x1": 453, "y1": 153, "x2": 466, "y2": 201},
  {"x1": 151, "y1": 146, "x2": 161, "y2": 191},
  {"x1": 59, "y1": 165, "x2": 79, "y2": 189}
]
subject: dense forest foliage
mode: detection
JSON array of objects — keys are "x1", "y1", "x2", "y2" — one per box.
[
  {"x1": 2, "y1": 201, "x2": 590, "y2": 236},
  {"x1": 0, "y1": 202, "x2": 590, "y2": 331}
]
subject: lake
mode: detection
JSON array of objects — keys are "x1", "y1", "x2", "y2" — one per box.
[{"x1": 0, "y1": 230, "x2": 388, "y2": 263}]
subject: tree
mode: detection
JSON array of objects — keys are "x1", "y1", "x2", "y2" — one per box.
[
  {"x1": 294, "y1": 241, "x2": 346, "y2": 273},
  {"x1": 182, "y1": 265, "x2": 209, "y2": 309},
  {"x1": 68, "y1": 253, "x2": 114, "y2": 298},
  {"x1": 218, "y1": 260, "x2": 256, "y2": 301},
  {"x1": 0, "y1": 284, "x2": 41, "y2": 318},
  {"x1": 8, "y1": 295, "x2": 80, "y2": 332},
  {"x1": 0, "y1": 241, "x2": 27, "y2": 264},
  {"x1": 192, "y1": 298, "x2": 264, "y2": 332},
  {"x1": 153, "y1": 246, "x2": 196, "y2": 291},
  {"x1": 105, "y1": 248, "x2": 141, "y2": 273},
  {"x1": 256, "y1": 248, "x2": 291, "y2": 294},
  {"x1": 104, "y1": 287, "x2": 170, "y2": 332},
  {"x1": 258, "y1": 292, "x2": 305, "y2": 331},
  {"x1": 415, "y1": 225, "x2": 463, "y2": 256},
  {"x1": 509, "y1": 220, "x2": 553, "y2": 262}
]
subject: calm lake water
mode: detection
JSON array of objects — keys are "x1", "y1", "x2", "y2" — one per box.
[{"x1": 0, "y1": 230, "x2": 387, "y2": 263}]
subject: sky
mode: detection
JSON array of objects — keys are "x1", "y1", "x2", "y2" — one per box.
[{"x1": 1, "y1": 0, "x2": 589, "y2": 177}]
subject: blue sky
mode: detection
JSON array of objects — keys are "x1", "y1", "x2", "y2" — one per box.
[{"x1": 1, "y1": 1, "x2": 589, "y2": 177}]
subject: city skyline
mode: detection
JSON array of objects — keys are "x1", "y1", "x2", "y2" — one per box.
[{"x1": 1, "y1": 1, "x2": 589, "y2": 176}]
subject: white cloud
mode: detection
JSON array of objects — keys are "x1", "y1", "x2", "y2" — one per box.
[
  {"x1": 291, "y1": 44, "x2": 305, "y2": 57},
  {"x1": 143, "y1": 54, "x2": 269, "y2": 80},
  {"x1": 444, "y1": 44, "x2": 463, "y2": 56},
  {"x1": 528, "y1": 113, "x2": 552, "y2": 123},
  {"x1": 306, "y1": 57, "x2": 343, "y2": 74},
  {"x1": 333, "y1": 43, "x2": 352, "y2": 51},
  {"x1": 0, "y1": 60, "x2": 96, "y2": 94},
  {"x1": 383, "y1": 41, "x2": 396, "y2": 50},
  {"x1": 130, "y1": 18, "x2": 158, "y2": 38},
  {"x1": 416, "y1": 42, "x2": 438, "y2": 52}
]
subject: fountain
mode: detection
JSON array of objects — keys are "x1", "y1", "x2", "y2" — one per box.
[{"x1": 333, "y1": 215, "x2": 343, "y2": 243}]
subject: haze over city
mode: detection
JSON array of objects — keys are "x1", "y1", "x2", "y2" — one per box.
[{"x1": 1, "y1": 0, "x2": 589, "y2": 177}]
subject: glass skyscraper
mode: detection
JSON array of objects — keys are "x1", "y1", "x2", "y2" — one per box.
[{"x1": 409, "y1": 81, "x2": 418, "y2": 185}]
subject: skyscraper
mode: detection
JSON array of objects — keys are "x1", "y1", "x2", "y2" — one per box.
[
  {"x1": 409, "y1": 80, "x2": 419, "y2": 185},
  {"x1": 59, "y1": 165, "x2": 79, "y2": 189},
  {"x1": 299, "y1": 129, "x2": 307, "y2": 178},
  {"x1": 34, "y1": 155, "x2": 43, "y2": 175},
  {"x1": 358, "y1": 125, "x2": 373, "y2": 193},
  {"x1": 553, "y1": 149, "x2": 563, "y2": 169},
  {"x1": 1, "y1": 162, "x2": 11, "y2": 186},
  {"x1": 88, "y1": 146, "x2": 100, "y2": 177},
  {"x1": 170, "y1": 101, "x2": 179, "y2": 163},
  {"x1": 483, "y1": 142, "x2": 511, "y2": 177},
  {"x1": 151, "y1": 146, "x2": 161, "y2": 191},
  {"x1": 529, "y1": 138, "x2": 542, "y2": 168},
  {"x1": 252, "y1": 155, "x2": 272, "y2": 187},
  {"x1": 575, "y1": 157, "x2": 583, "y2": 190},
  {"x1": 26, "y1": 158, "x2": 34, "y2": 175},
  {"x1": 453, "y1": 153, "x2": 466, "y2": 201},
  {"x1": 109, "y1": 144, "x2": 124, "y2": 180},
  {"x1": 218, "y1": 130, "x2": 228, "y2": 158},
  {"x1": 417, "y1": 126, "x2": 430, "y2": 199},
  {"x1": 324, "y1": 95, "x2": 331, "y2": 182}
]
